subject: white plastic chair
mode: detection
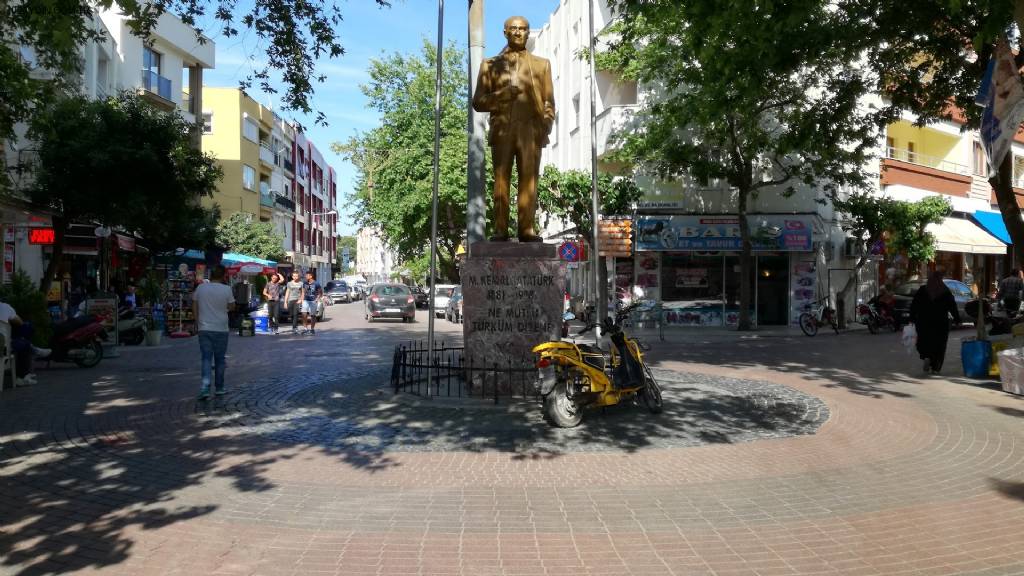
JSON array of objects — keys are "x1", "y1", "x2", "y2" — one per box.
[{"x1": 0, "y1": 321, "x2": 16, "y2": 389}]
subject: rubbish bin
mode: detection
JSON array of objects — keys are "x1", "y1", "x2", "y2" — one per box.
[
  {"x1": 961, "y1": 339, "x2": 992, "y2": 378},
  {"x1": 998, "y1": 348, "x2": 1024, "y2": 395}
]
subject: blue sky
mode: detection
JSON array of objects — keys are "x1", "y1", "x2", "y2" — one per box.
[{"x1": 202, "y1": 0, "x2": 561, "y2": 236}]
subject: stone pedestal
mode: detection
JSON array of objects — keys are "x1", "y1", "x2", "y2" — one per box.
[{"x1": 462, "y1": 242, "x2": 566, "y2": 388}]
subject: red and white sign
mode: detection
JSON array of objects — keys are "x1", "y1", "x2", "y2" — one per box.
[{"x1": 28, "y1": 228, "x2": 55, "y2": 245}]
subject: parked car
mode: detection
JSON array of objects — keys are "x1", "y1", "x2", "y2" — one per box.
[
  {"x1": 325, "y1": 281, "x2": 350, "y2": 304},
  {"x1": 413, "y1": 286, "x2": 430, "y2": 309},
  {"x1": 432, "y1": 284, "x2": 457, "y2": 317},
  {"x1": 892, "y1": 278, "x2": 973, "y2": 327},
  {"x1": 445, "y1": 285, "x2": 464, "y2": 323},
  {"x1": 365, "y1": 283, "x2": 416, "y2": 322},
  {"x1": 348, "y1": 285, "x2": 362, "y2": 301}
]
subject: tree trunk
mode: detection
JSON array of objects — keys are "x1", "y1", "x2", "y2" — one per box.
[
  {"x1": 991, "y1": 154, "x2": 1024, "y2": 270},
  {"x1": 39, "y1": 216, "x2": 67, "y2": 296},
  {"x1": 737, "y1": 190, "x2": 754, "y2": 331}
]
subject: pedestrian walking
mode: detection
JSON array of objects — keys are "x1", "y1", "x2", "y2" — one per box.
[
  {"x1": 301, "y1": 271, "x2": 323, "y2": 335},
  {"x1": 909, "y1": 271, "x2": 960, "y2": 375},
  {"x1": 998, "y1": 268, "x2": 1023, "y2": 317},
  {"x1": 193, "y1": 265, "x2": 234, "y2": 400},
  {"x1": 283, "y1": 271, "x2": 303, "y2": 334},
  {"x1": 262, "y1": 273, "x2": 283, "y2": 334}
]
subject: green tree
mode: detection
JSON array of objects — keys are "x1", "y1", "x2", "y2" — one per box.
[
  {"x1": 333, "y1": 41, "x2": 468, "y2": 282},
  {"x1": 335, "y1": 235, "x2": 357, "y2": 272},
  {"x1": 833, "y1": 193, "x2": 950, "y2": 323},
  {"x1": 0, "y1": 0, "x2": 389, "y2": 160},
  {"x1": 538, "y1": 166, "x2": 642, "y2": 242},
  {"x1": 602, "y1": 0, "x2": 883, "y2": 330},
  {"x1": 215, "y1": 213, "x2": 285, "y2": 261},
  {"x1": 857, "y1": 0, "x2": 1024, "y2": 268},
  {"x1": 29, "y1": 92, "x2": 221, "y2": 294}
]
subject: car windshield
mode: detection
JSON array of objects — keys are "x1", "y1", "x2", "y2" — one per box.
[
  {"x1": 895, "y1": 282, "x2": 923, "y2": 297},
  {"x1": 376, "y1": 285, "x2": 410, "y2": 296},
  {"x1": 328, "y1": 282, "x2": 347, "y2": 292}
]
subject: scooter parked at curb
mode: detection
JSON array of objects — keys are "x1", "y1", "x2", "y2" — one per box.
[
  {"x1": 46, "y1": 315, "x2": 106, "y2": 368},
  {"x1": 532, "y1": 302, "x2": 663, "y2": 428},
  {"x1": 117, "y1": 307, "x2": 147, "y2": 345}
]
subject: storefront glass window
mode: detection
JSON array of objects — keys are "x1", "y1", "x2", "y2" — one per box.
[
  {"x1": 661, "y1": 253, "x2": 724, "y2": 326},
  {"x1": 724, "y1": 254, "x2": 755, "y2": 327}
]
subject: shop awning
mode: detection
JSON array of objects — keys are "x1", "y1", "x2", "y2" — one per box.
[
  {"x1": 222, "y1": 252, "x2": 276, "y2": 267},
  {"x1": 973, "y1": 210, "x2": 1012, "y2": 244},
  {"x1": 926, "y1": 217, "x2": 1006, "y2": 255}
]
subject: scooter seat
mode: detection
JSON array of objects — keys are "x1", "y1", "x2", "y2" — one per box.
[{"x1": 578, "y1": 344, "x2": 602, "y2": 354}]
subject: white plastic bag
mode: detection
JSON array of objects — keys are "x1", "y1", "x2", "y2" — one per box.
[{"x1": 901, "y1": 324, "x2": 917, "y2": 354}]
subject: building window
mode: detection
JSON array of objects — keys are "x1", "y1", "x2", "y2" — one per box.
[
  {"x1": 973, "y1": 141, "x2": 988, "y2": 177},
  {"x1": 243, "y1": 116, "x2": 258, "y2": 142},
  {"x1": 143, "y1": 47, "x2": 161, "y2": 76},
  {"x1": 571, "y1": 93, "x2": 581, "y2": 132},
  {"x1": 243, "y1": 164, "x2": 256, "y2": 190},
  {"x1": 202, "y1": 112, "x2": 213, "y2": 134}
]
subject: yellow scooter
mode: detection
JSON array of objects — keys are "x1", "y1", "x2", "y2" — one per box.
[{"x1": 532, "y1": 303, "x2": 663, "y2": 427}]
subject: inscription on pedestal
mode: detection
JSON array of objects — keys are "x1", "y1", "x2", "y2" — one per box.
[{"x1": 462, "y1": 244, "x2": 566, "y2": 384}]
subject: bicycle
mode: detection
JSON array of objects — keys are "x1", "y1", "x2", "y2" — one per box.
[{"x1": 798, "y1": 298, "x2": 839, "y2": 337}]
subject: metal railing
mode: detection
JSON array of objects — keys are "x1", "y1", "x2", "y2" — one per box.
[
  {"x1": 141, "y1": 70, "x2": 172, "y2": 101},
  {"x1": 884, "y1": 146, "x2": 969, "y2": 176},
  {"x1": 391, "y1": 342, "x2": 540, "y2": 403}
]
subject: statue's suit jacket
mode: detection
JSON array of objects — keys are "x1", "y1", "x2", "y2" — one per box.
[{"x1": 472, "y1": 48, "x2": 556, "y2": 148}]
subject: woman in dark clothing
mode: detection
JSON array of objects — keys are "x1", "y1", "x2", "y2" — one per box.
[{"x1": 909, "y1": 271, "x2": 961, "y2": 374}]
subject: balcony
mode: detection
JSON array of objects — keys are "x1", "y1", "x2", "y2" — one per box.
[
  {"x1": 140, "y1": 70, "x2": 174, "y2": 110},
  {"x1": 260, "y1": 192, "x2": 275, "y2": 208},
  {"x1": 596, "y1": 105, "x2": 636, "y2": 159},
  {"x1": 259, "y1": 142, "x2": 275, "y2": 166},
  {"x1": 880, "y1": 146, "x2": 971, "y2": 198},
  {"x1": 275, "y1": 195, "x2": 296, "y2": 212},
  {"x1": 283, "y1": 158, "x2": 295, "y2": 174}
]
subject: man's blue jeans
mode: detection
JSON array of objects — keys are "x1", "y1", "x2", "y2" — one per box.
[{"x1": 198, "y1": 331, "x2": 229, "y2": 392}]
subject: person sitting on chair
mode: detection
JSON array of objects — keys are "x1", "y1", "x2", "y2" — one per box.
[{"x1": 0, "y1": 300, "x2": 51, "y2": 387}]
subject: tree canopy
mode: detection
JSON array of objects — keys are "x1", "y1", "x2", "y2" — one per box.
[
  {"x1": 538, "y1": 166, "x2": 642, "y2": 243},
  {"x1": 602, "y1": 0, "x2": 885, "y2": 329},
  {"x1": 29, "y1": 92, "x2": 221, "y2": 293},
  {"x1": 1, "y1": 0, "x2": 389, "y2": 151},
  {"x1": 333, "y1": 40, "x2": 469, "y2": 282},
  {"x1": 215, "y1": 213, "x2": 285, "y2": 261}
]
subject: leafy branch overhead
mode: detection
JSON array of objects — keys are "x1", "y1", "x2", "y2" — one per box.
[
  {"x1": 0, "y1": 0, "x2": 388, "y2": 142},
  {"x1": 215, "y1": 213, "x2": 285, "y2": 261}
]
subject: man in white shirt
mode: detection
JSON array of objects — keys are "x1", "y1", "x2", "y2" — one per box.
[
  {"x1": 0, "y1": 300, "x2": 50, "y2": 387},
  {"x1": 192, "y1": 265, "x2": 235, "y2": 400}
]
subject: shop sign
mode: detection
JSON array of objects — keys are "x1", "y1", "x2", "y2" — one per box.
[
  {"x1": 116, "y1": 234, "x2": 135, "y2": 251},
  {"x1": 598, "y1": 218, "x2": 632, "y2": 257},
  {"x1": 28, "y1": 227, "x2": 55, "y2": 245},
  {"x1": 636, "y1": 215, "x2": 813, "y2": 252}
]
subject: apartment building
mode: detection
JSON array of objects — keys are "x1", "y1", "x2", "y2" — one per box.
[
  {"x1": 201, "y1": 87, "x2": 337, "y2": 282},
  {"x1": 531, "y1": 0, "x2": 842, "y2": 328},
  {"x1": 356, "y1": 227, "x2": 398, "y2": 284},
  {"x1": 1, "y1": 8, "x2": 215, "y2": 288}
]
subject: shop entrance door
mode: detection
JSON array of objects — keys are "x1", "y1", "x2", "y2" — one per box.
[
  {"x1": 757, "y1": 254, "x2": 789, "y2": 325},
  {"x1": 724, "y1": 254, "x2": 756, "y2": 327}
]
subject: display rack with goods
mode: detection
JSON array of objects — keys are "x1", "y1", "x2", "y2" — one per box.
[{"x1": 164, "y1": 270, "x2": 196, "y2": 335}]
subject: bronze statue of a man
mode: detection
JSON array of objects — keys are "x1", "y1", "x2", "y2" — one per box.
[{"x1": 472, "y1": 16, "x2": 555, "y2": 242}]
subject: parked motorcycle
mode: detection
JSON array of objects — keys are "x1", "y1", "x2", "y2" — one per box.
[
  {"x1": 532, "y1": 302, "x2": 663, "y2": 428},
  {"x1": 46, "y1": 315, "x2": 106, "y2": 368},
  {"x1": 857, "y1": 301, "x2": 898, "y2": 334},
  {"x1": 117, "y1": 307, "x2": 147, "y2": 345}
]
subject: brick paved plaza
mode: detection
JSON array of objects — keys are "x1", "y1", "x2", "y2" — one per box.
[{"x1": 2, "y1": 303, "x2": 1024, "y2": 575}]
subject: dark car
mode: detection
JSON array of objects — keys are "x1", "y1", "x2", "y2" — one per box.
[
  {"x1": 892, "y1": 279, "x2": 973, "y2": 327},
  {"x1": 325, "y1": 280, "x2": 350, "y2": 304},
  {"x1": 365, "y1": 283, "x2": 416, "y2": 322},
  {"x1": 413, "y1": 286, "x2": 430, "y2": 309}
]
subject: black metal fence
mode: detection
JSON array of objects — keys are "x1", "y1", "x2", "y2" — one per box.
[{"x1": 391, "y1": 341, "x2": 540, "y2": 403}]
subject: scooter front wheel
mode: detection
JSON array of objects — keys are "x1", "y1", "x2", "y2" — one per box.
[
  {"x1": 641, "y1": 365, "x2": 664, "y2": 414},
  {"x1": 74, "y1": 340, "x2": 103, "y2": 368},
  {"x1": 544, "y1": 380, "x2": 582, "y2": 428}
]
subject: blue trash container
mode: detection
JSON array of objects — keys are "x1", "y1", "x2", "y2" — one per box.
[
  {"x1": 253, "y1": 316, "x2": 269, "y2": 333},
  {"x1": 962, "y1": 339, "x2": 992, "y2": 378}
]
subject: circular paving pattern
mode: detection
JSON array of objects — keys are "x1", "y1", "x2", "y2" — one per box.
[{"x1": 246, "y1": 368, "x2": 829, "y2": 453}]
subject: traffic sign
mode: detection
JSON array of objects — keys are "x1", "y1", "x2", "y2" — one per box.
[{"x1": 558, "y1": 241, "x2": 582, "y2": 262}]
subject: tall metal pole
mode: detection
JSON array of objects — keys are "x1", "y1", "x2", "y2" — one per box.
[
  {"x1": 588, "y1": 0, "x2": 603, "y2": 335},
  {"x1": 467, "y1": 0, "x2": 486, "y2": 244},
  {"x1": 427, "y1": 0, "x2": 445, "y2": 392}
]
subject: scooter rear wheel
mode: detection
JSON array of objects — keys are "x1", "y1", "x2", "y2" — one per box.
[
  {"x1": 544, "y1": 380, "x2": 582, "y2": 428},
  {"x1": 74, "y1": 340, "x2": 103, "y2": 368},
  {"x1": 121, "y1": 328, "x2": 145, "y2": 346},
  {"x1": 641, "y1": 365, "x2": 664, "y2": 414}
]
